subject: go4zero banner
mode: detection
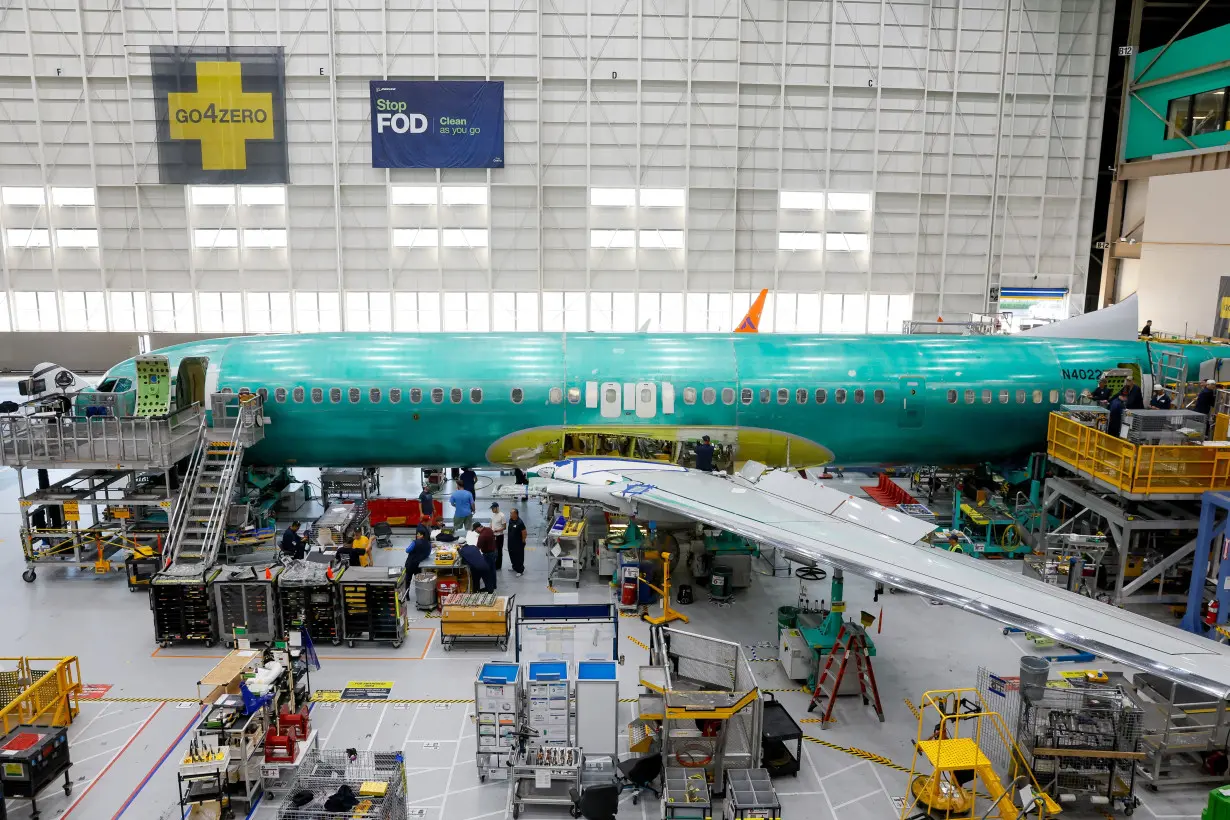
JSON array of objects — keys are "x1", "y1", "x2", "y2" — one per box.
[
  {"x1": 151, "y1": 46, "x2": 289, "y2": 184},
  {"x1": 370, "y1": 80, "x2": 504, "y2": 169}
]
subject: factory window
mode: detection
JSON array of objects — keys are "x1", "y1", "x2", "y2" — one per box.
[
  {"x1": 570, "y1": 387, "x2": 582, "y2": 404},
  {"x1": 549, "y1": 387, "x2": 563, "y2": 404},
  {"x1": 370, "y1": 388, "x2": 381, "y2": 403},
  {"x1": 1032, "y1": 389, "x2": 1042, "y2": 404},
  {"x1": 275, "y1": 387, "x2": 287, "y2": 403},
  {"x1": 1016, "y1": 389, "x2": 1026, "y2": 404},
  {"x1": 854, "y1": 389, "x2": 865, "y2": 404},
  {"x1": 683, "y1": 387, "x2": 696, "y2": 405},
  {"x1": 310, "y1": 388, "x2": 322, "y2": 403},
  {"x1": 410, "y1": 388, "x2": 423, "y2": 403},
  {"x1": 389, "y1": 388, "x2": 402, "y2": 404},
  {"x1": 470, "y1": 388, "x2": 482, "y2": 404},
  {"x1": 777, "y1": 388, "x2": 789, "y2": 405},
  {"x1": 349, "y1": 388, "x2": 361, "y2": 404},
  {"x1": 760, "y1": 388, "x2": 771, "y2": 404},
  {"x1": 1165, "y1": 87, "x2": 1228, "y2": 140},
  {"x1": 431, "y1": 388, "x2": 444, "y2": 404},
  {"x1": 329, "y1": 388, "x2": 342, "y2": 403},
  {"x1": 511, "y1": 388, "x2": 524, "y2": 404},
  {"x1": 721, "y1": 388, "x2": 735, "y2": 405},
  {"x1": 982, "y1": 389, "x2": 992, "y2": 404},
  {"x1": 874, "y1": 389, "x2": 884, "y2": 403},
  {"x1": 815, "y1": 388, "x2": 827, "y2": 404},
  {"x1": 964, "y1": 389, "x2": 975, "y2": 405},
  {"x1": 1064, "y1": 389, "x2": 1076, "y2": 403},
  {"x1": 702, "y1": 388, "x2": 716, "y2": 405},
  {"x1": 450, "y1": 388, "x2": 463, "y2": 404},
  {"x1": 947, "y1": 389, "x2": 957, "y2": 403},
  {"x1": 796, "y1": 388, "x2": 808, "y2": 404},
  {"x1": 741, "y1": 388, "x2": 753, "y2": 405},
  {"x1": 835, "y1": 389, "x2": 847, "y2": 404}
]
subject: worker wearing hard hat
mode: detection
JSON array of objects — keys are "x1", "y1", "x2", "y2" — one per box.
[
  {"x1": 1194, "y1": 379, "x2": 1218, "y2": 416},
  {"x1": 1149, "y1": 385, "x2": 1172, "y2": 410}
]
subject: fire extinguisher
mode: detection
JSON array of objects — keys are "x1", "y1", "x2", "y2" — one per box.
[{"x1": 1206, "y1": 599, "x2": 1220, "y2": 627}]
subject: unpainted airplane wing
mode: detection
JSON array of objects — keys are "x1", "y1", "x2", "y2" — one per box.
[{"x1": 603, "y1": 463, "x2": 1230, "y2": 698}]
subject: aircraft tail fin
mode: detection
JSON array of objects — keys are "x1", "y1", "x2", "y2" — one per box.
[{"x1": 735, "y1": 289, "x2": 768, "y2": 333}]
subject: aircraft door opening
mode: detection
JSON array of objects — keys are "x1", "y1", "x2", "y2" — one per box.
[
  {"x1": 176, "y1": 357, "x2": 209, "y2": 411},
  {"x1": 600, "y1": 382, "x2": 621, "y2": 418},
  {"x1": 899, "y1": 376, "x2": 925, "y2": 429}
]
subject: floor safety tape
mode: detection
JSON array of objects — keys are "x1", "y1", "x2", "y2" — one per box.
[
  {"x1": 618, "y1": 611, "x2": 642, "y2": 619},
  {"x1": 311, "y1": 696, "x2": 471, "y2": 704},
  {"x1": 94, "y1": 697, "x2": 197, "y2": 703},
  {"x1": 803, "y1": 735, "x2": 910, "y2": 773},
  {"x1": 763, "y1": 687, "x2": 809, "y2": 694},
  {"x1": 626, "y1": 636, "x2": 650, "y2": 650},
  {"x1": 903, "y1": 698, "x2": 921, "y2": 720}
]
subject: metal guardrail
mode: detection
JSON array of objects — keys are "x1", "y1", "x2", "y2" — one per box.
[
  {"x1": 1047, "y1": 412, "x2": 1230, "y2": 496},
  {"x1": 0, "y1": 403, "x2": 204, "y2": 469},
  {"x1": 0, "y1": 656, "x2": 82, "y2": 734}
]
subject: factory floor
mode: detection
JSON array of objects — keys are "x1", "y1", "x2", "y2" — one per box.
[{"x1": 0, "y1": 414, "x2": 1217, "y2": 817}]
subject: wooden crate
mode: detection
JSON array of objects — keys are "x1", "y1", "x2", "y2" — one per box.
[{"x1": 441, "y1": 597, "x2": 510, "y2": 637}]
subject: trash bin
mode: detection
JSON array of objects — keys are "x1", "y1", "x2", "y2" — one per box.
[
  {"x1": 1020, "y1": 655, "x2": 1050, "y2": 702},
  {"x1": 710, "y1": 565, "x2": 734, "y2": 600},
  {"x1": 414, "y1": 572, "x2": 438, "y2": 611},
  {"x1": 777, "y1": 606, "x2": 800, "y2": 636}
]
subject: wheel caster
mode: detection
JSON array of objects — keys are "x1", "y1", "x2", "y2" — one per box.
[
  {"x1": 618, "y1": 654, "x2": 625, "y2": 665},
  {"x1": 331, "y1": 637, "x2": 342, "y2": 646},
  {"x1": 392, "y1": 640, "x2": 402, "y2": 649},
  {"x1": 160, "y1": 641, "x2": 170, "y2": 648},
  {"x1": 571, "y1": 807, "x2": 581, "y2": 818},
  {"x1": 443, "y1": 643, "x2": 452, "y2": 652},
  {"x1": 513, "y1": 805, "x2": 520, "y2": 818},
  {"x1": 1124, "y1": 806, "x2": 1134, "y2": 816},
  {"x1": 22, "y1": 569, "x2": 36, "y2": 583},
  {"x1": 348, "y1": 640, "x2": 355, "y2": 648},
  {"x1": 204, "y1": 640, "x2": 216, "y2": 648},
  {"x1": 64, "y1": 784, "x2": 72, "y2": 796},
  {"x1": 632, "y1": 795, "x2": 639, "y2": 805}
]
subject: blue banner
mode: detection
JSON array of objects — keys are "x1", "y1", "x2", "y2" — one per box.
[{"x1": 370, "y1": 80, "x2": 504, "y2": 169}]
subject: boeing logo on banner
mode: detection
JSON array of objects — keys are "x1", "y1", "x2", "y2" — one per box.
[{"x1": 369, "y1": 80, "x2": 504, "y2": 169}]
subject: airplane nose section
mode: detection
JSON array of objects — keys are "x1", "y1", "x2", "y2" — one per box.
[{"x1": 528, "y1": 463, "x2": 555, "y2": 479}]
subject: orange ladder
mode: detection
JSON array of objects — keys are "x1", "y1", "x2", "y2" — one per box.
[{"x1": 806, "y1": 622, "x2": 883, "y2": 727}]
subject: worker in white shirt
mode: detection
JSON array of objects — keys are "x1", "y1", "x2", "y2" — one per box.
[{"x1": 489, "y1": 502, "x2": 508, "y2": 570}]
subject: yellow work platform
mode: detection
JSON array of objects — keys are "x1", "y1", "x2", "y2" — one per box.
[{"x1": 915, "y1": 737, "x2": 990, "y2": 770}]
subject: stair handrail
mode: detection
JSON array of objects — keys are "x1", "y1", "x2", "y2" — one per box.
[
  {"x1": 195, "y1": 394, "x2": 258, "y2": 566},
  {"x1": 163, "y1": 415, "x2": 209, "y2": 566}
]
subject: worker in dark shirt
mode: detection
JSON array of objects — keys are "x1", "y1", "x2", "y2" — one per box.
[
  {"x1": 459, "y1": 541, "x2": 496, "y2": 593},
  {"x1": 1140, "y1": 320, "x2": 1153, "y2": 337},
  {"x1": 1107, "y1": 390, "x2": 1127, "y2": 438},
  {"x1": 694, "y1": 435, "x2": 715, "y2": 472},
  {"x1": 404, "y1": 530, "x2": 432, "y2": 575},
  {"x1": 1123, "y1": 377, "x2": 1144, "y2": 410},
  {"x1": 1150, "y1": 385, "x2": 1172, "y2": 410},
  {"x1": 280, "y1": 521, "x2": 306, "y2": 560},
  {"x1": 506, "y1": 509, "x2": 527, "y2": 577},
  {"x1": 418, "y1": 486, "x2": 435, "y2": 523},
  {"x1": 460, "y1": 467, "x2": 478, "y2": 497},
  {"x1": 1089, "y1": 376, "x2": 1112, "y2": 406},
  {"x1": 335, "y1": 539, "x2": 367, "y2": 567},
  {"x1": 473, "y1": 522, "x2": 496, "y2": 571},
  {"x1": 1194, "y1": 379, "x2": 1218, "y2": 415}
]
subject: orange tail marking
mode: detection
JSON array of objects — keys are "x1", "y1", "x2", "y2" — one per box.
[{"x1": 735, "y1": 289, "x2": 768, "y2": 333}]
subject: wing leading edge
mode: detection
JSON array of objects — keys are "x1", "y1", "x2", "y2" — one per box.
[{"x1": 602, "y1": 463, "x2": 1230, "y2": 699}]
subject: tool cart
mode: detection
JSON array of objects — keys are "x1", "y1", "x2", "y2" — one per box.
[
  {"x1": 510, "y1": 746, "x2": 583, "y2": 819},
  {"x1": 276, "y1": 561, "x2": 342, "y2": 646},
  {"x1": 151, "y1": 567, "x2": 221, "y2": 647},
  {"x1": 441, "y1": 593, "x2": 514, "y2": 651},
  {"x1": 213, "y1": 565, "x2": 280, "y2": 646},
  {"x1": 0, "y1": 725, "x2": 71, "y2": 820},
  {"x1": 338, "y1": 566, "x2": 408, "y2": 647},
  {"x1": 722, "y1": 768, "x2": 781, "y2": 820},
  {"x1": 760, "y1": 692, "x2": 803, "y2": 777},
  {"x1": 475, "y1": 662, "x2": 524, "y2": 782}
]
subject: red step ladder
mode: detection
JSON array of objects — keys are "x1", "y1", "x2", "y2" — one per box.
[{"x1": 806, "y1": 622, "x2": 884, "y2": 727}]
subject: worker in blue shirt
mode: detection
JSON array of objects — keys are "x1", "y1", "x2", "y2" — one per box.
[
  {"x1": 1194, "y1": 379, "x2": 1218, "y2": 415},
  {"x1": 450, "y1": 485, "x2": 475, "y2": 531},
  {"x1": 280, "y1": 521, "x2": 306, "y2": 560},
  {"x1": 1123, "y1": 376, "x2": 1144, "y2": 410},
  {"x1": 693, "y1": 435, "x2": 715, "y2": 472},
  {"x1": 418, "y1": 486, "x2": 435, "y2": 524},
  {"x1": 405, "y1": 529, "x2": 432, "y2": 575},
  {"x1": 1107, "y1": 389, "x2": 1127, "y2": 438},
  {"x1": 458, "y1": 541, "x2": 496, "y2": 593},
  {"x1": 1150, "y1": 385, "x2": 1172, "y2": 410}
]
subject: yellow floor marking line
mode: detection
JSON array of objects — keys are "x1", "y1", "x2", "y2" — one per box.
[
  {"x1": 626, "y1": 636, "x2": 650, "y2": 650},
  {"x1": 310, "y1": 696, "x2": 472, "y2": 704},
  {"x1": 904, "y1": 698, "x2": 921, "y2": 720},
  {"x1": 95, "y1": 697, "x2": 197, "y2": 703},
  {"x1": 803, "y1": 735, "x2": 911, "y2": 773}
]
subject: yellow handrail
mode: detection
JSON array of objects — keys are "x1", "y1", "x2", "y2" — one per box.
[{"x1": 0, "y1": 656, "x2": 82, "y2": 734}]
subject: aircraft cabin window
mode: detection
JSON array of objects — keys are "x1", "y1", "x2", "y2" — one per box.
[
  {"x1": 702, "y1": 387, "x2": 716, "y2": 405},
  {"x1": 549, "y1": 387, "x2": 563, "y2": 404},
  {"x1": 815, "y1": 388, "x2": 827, "y2": 404},
  {"x1": 982, "y1": 389, "x2": 992, "y2": 404},
  {"x1": 1049, "y1": 389, "x2": 1059, "y2": 404},
  {"x1": 410, "y1": 388, "x2": 423, "y2": 403},
  {"x1": 874, "y1": 389, "x2": 884, "y2": 404},
  {"x1": 310, "y1": 387, "x2": 322, "y2": 403},
  {"x1": 222, "y1": 387, "x2": 234, "y2": 394},
  {"x1": 1065, "y1": 389, "x2": 1076, "y2": 403},
  {"x1": 964, "y1": 389, "x2": 975, "y2": 405},
  {"x1": 329, "y1": 388, "x2": 342, "y2": 403},
  {"x1": 349, "y1": 388, "x2": 361, "y2": 404},
  {"x1": 683, "y1": 387, "x2": 696, "y2": 405},
  {"x1": 777, "y1": 388, "x2": 789, "y2": 405},
  {"x1": 835, "y1": 388, "x2": 847, "y2": 404},
  {"x1": 257, "y1": 388, "x2": 268, "y2": 403},
  {"x1": 1016, "y1": 389, "x2": 1025, "y2": 404},
  {"x1": 740, "y1": 388, "x2": 753, "y2": 405},
  {"x1": 370, "y1": 388, "x2": 382, "y2": 403},
  {"x1": 998, "y1": 389, "x2": 1008, "y2": 404},
  {"x1": 450, "y1": 388, "x2": 463, "y2": 404},
  {"x1": 511, "y1": 388, "x2": 524, "y2": 404},
  {"x1": 721, "y1": 388, "x2": 735, "y2": 405},
  {"x1": 1032, "y1": 389, "x2": 1042, "y2": 404},
  {"x1": 759, "y1": 388, "x2": 771, "y2": 404},
  {"x1": 854, "y1": 388, "x2": 865, "y2": 404},
  {"x1": 431, "y1": 388, "x2": 444, "y2": 404},
  {"x1": 275, "y1": 387, "x2": 288, "y2": 403},
  {"x1": 796, "y1": 388, "x2": 808, "y2": 404},
  {"x1": 570, "y1": 387, "x2": 583, "y2": 404},
  {"x1": 470, "y1": 388, "x2": 482, "y2": 404},
  {"x1": 604, "y1": 387, "x2": 618, "y2": 404},
  {"x1": 389, "y1": 388, "x2": 402, "y2": 404},
  {"x1": 947, "y1": 389, "x2": 957, "y2": 404}
]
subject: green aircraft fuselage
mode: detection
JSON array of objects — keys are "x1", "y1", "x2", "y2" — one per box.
[{"x1": 98, "y1": 333, "x2": 1217, "y2": 468}]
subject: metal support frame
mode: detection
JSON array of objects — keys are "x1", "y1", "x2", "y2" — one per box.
[
  {"x1": 1039, "y1": 475, "x2": 1200, "y2": 607},
  {"x1": 1180, "y1": 491, "x2": 1230, "y2": 633}
]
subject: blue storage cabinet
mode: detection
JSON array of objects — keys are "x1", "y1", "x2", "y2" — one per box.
[
  {"x1": 527, "y1": 661, "x2": 571, "y2": 745},
  {"x1": 475, "y1": 662, "x2": 523, "y2": 781}
]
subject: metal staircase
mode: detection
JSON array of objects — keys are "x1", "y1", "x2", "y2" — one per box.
[{"x1": 162, "y1": 394, "x2": 263, "y2": 573}]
